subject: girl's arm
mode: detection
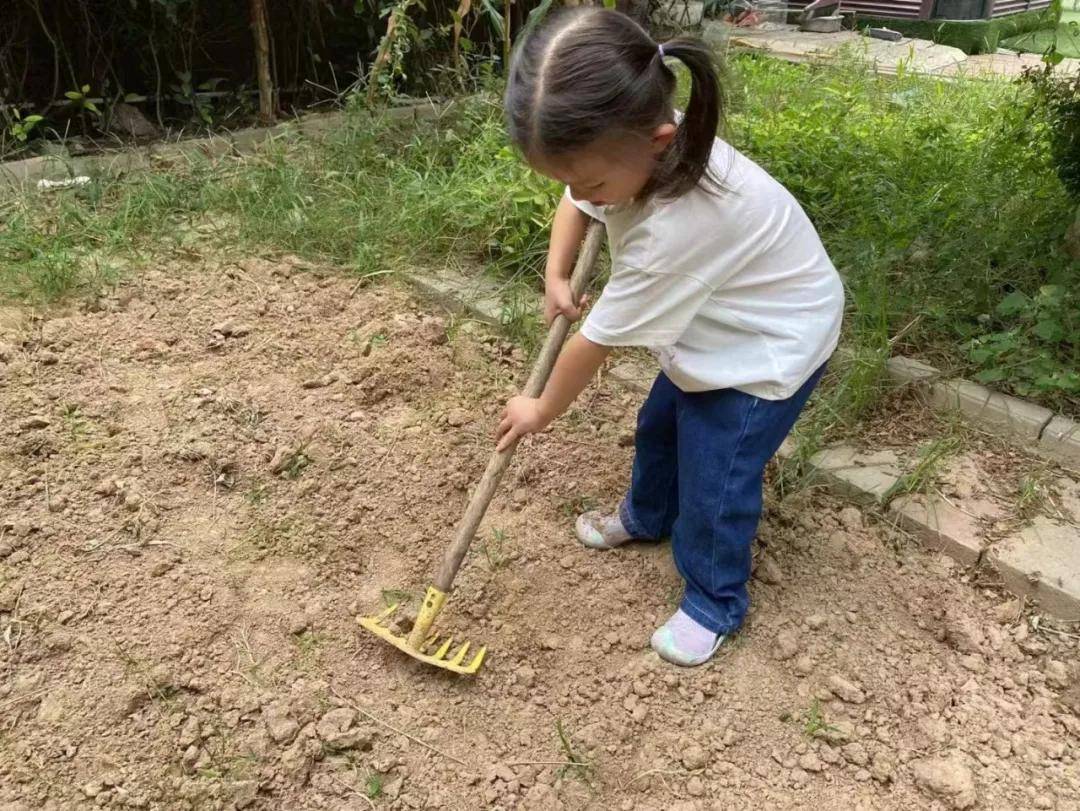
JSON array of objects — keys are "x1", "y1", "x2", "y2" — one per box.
[
  {"x1": 544, "y1": 196, "x2": 592, "y2": 324},
  {"x1": 496, "y1": 332, "x2": 611, "y2": 451}
]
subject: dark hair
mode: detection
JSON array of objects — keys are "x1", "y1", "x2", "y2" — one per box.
[{"x1": 505, "y1": 7, "x2": 726, "y2": 201}]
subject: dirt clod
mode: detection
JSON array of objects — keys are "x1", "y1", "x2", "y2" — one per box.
[
  {"x1": 911, "y1": 755, "x2": 977, "y2": 809},
  {"x1": 680, "y1": 743, "x2": 708, "y2": 770},
  {"x1": 263, "y1": 702, "x2": 300, "y2": 745},
  {"x1": 774, "y1": 629, "x2": 801, "y2": 660},
  {"x1": 827, "y1": 674, "x2": 866, "y2": 704}
]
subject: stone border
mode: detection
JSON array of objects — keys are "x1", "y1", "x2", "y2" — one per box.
[
  {"x1": 887, "y1": 356, "x2": 1079, "y2": 470},
  {"x1": 400, "y1": 266, "x2": 1080, "y2": 620},
  {"x1": 0, "y1": 99, "x2": 448, "y2": 188}
]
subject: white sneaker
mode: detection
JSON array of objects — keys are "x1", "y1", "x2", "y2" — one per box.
[{"x1": 575, "y1": 510, "x2": 635, "y2": 550}]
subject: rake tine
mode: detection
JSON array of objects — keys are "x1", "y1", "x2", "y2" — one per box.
[
  {"x1": 449, "y1": 641, "x2": 472, "y2": 666},
  {"x1": 373, "y1": 604, "x2": 399, "y2": 624},
  {"x1": 469, "y1": 646, "x2": 488, "y2": 671},
  {"x1": 432, "y1": 637, "x2": 454, "y2": 660}
]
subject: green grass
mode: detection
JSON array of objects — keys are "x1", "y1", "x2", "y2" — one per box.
[
  {"x1": 1, "y1": 54, "x2": 1076, "y2": 420},
  {"x1": 1002, "y1": 11, "x2": 1080, "y2": 58},
  {"x1": 876, "y1": 9, "x2": 1057, "y2": 54}
]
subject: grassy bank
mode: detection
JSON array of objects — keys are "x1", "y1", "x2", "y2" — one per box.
[
  {"x1": 1001, "y1": 9, "x2": 1080, "y2": 58},
  {"x1": 1, "y1": 55, "x2": 1077, "y2": 422}
]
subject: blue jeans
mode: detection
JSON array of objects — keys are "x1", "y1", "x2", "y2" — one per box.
[{"x1": 618, "y1": 366, "x2": 825, "y2": 635}]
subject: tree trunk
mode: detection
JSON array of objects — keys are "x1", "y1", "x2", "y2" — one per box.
[
  {"x1": 1066, "y1": 203, "x2": 1080, "y2": 262},
  {"x1": 250, "y1": 0, "x2": 275, "y2": 123},
  {"x1": 503, "y1": 0, "x2": 512, "y2": 69},
  {"x1": 366, "y1": 10, "x2": 400, "y2": 105}
]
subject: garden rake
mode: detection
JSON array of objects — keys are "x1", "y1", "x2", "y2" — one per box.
[{"x1": 359, "y1": 220, "x2": 606, "y2": 675}]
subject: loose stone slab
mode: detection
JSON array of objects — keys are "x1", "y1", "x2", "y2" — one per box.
[
  {"x1": 888, "y1": 494, "x2": 984, "y2": 566},
  {"x1": 1039, "y1": 416, "x2": 1080, "y2": 469},
  {"x1": 886, "y1": 356, "x2": 940, "y2": 390},
  {"x1": 989, "y1": 517, "x2": 1080, "y2": 620},
  {"x1": 930, "y1": 379, "x2": 1053, "y2": 443},
  {"x1": 807, "y1": 445, "x2": 905, "y2": 504},
  {"x1": 404, "y1": 267, "x2": 504, "y2": 325}
]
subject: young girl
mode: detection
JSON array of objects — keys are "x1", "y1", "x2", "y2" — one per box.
[{"x1": 495, "y1": 8, "x2": 844, "y2": 666}]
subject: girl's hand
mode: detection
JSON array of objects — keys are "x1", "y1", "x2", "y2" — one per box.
[
  {"x1": 495, "y1": 396, "x2": 553, "y2": 452},
  {"x1": 544, "y1": 277, "x2": 588, "y2": 326}
]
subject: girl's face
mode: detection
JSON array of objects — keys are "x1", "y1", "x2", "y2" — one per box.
[{"x1": 528, "y1": 124, "x2": 677, "y2": 207}]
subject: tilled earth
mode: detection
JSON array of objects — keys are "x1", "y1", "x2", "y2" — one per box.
[{"x1": 1, "y1": 256, "x2": 1078, "y2": 810}]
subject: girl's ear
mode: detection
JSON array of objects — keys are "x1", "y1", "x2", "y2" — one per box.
[{"x1": 650, "y1": 123, "x2": 678, "y2": 154}]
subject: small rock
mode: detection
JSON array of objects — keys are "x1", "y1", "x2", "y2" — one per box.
[
  {"x1": 686, "y1": 776, "x2": 705, "y2": 796},
  {"x1": 838, "y1": 506, "x2": 862, "y2": 531},
  {"x1": 39, "y1": 350, "x2": 60, "y2": 365},
  {"x1": 382, "y1": 775, "x2": 405, "y2": 800},
  {"x1": 1033, "y1": 795, "x2": 1055, "y2": 810},
  {"x1": 681, "y1": 743, "x2": 708, "y2": 770},
  {"x1": 8, "y1": 548, "x2": 29, "y2": 564},
  {"x1": 959, "y1": 654, "x2": 986, "y2": 674},
  {"x1": 945, "y1": 614, "x2": 985, "y2": 654},
  {"x1": 289, "y1": 617, "x2": 308, "y2": 635},
  {"x1": 1044, "y1": 660, "x2": 1070, "y2": 690},
  {"x1": 263, "y1": 702, "x2": 299, "y2": 745},
  {"x1": 487, "y1": 762, "x2": 516, "y2": 783},
  {"x1": 870, "y1": 751, "x2": 895, "y2": 783},
  {"x1": 47, "y1": 495, "x2": 67, "y2": 513},
  {"x1": 991, "y1": 736, "x2": 1011, "y2": 758},
  {"x1": 814, "y1": 719, "x2": 855, "y2": 745},
  {"x1": 993, "y1": 599, "x2": 1020, "y2": 625},
  {"x1": 805, "y1": 614, "x2": 826, "y2": 631},
  {"x1": 0, "y1": 543, "x2": 12, "y2": 559},
  {"x1": 774, "y1": 629, "x2": 800, "y2": 661},
  {"x1": 755, "y1": 556, "x2": 783, "y2": 585},
  {"x1": 446, "y1": 408, "x2": 471, "y2": 428},
  {"x1": 842, "y1": 742, "x2": 869, "y2": 766},
  {"x1": 419, "y1": 317, "x2": 448, "y2": 345},
  {"x1": 211, "y1": 320, "x2": 247, "y2": 337},
  {"x1": 37, "y1": 693, "x2": 65, "y2": 723},
  {"x1": 798, "y1": 752, "x2": 823, "y2": 773},
  {"x1": 178, "y1": 716, "x2": 201, "y2": 748},
  {"x1": 150, "y1": 560, "x2": 174, "y2": 577},
  {"x1": 854, "y1": 768, "x2": 871, "y2": 782},
  {"x1": 316, "y1": 708, "x2": 369, "y2": 750},
  {"x1": 794, "y1": 655, "x2": 814, "y2": 676},
  {"x1": 911, "y1": 755, "x2": 977, "y2": 810},
  {"x1": 827, "y1": 674, "x2": 865, "y2": 704},
  {"x1": 516, "y1": 666, "x2": 536, "y2": 688},
  {"x1": 19, "y1": 416, "x2": 51, "y2": 431},
  {"x1": 82, "y1": 781, "x2": 106, "y2": 798}
]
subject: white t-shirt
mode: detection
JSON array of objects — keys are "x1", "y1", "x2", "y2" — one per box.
[{"x1": 570, "y1": 138, "x2": 844, "y2": 400}]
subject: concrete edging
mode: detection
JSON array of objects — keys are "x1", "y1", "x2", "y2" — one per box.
[
  {"x1": 401, "y1": 268, "x2": 1080, "y2": 620},
  {"x1": 887, "y1": 356, "x2": 1079, "y2": 469},
  {"x1": 0, "y1": 99, "x2": 449, "y2": 188}
]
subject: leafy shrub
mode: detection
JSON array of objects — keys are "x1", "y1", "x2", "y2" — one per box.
[{"x1": 968, "y1": 285, "x2": 1079, "y2": 397}]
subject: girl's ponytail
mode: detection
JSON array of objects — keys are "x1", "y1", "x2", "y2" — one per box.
[
  {"x1": 506, "y1": 8, "x2": 728, "y2": 201},
  {"x1": 650, "y1": 38, "x2": 725, "y2": 199}
]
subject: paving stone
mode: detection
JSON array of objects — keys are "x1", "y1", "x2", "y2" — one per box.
[
  {"x1": 886, "y1": 356, "x2": 940, "y2": 390},
  {"x1": 404, "y1": 267, "x2": 504, "y2": 325},
  {"x1": 723, "y1": 24, "x2": 966, "y2": 75},
  {"x1": 930, "y1": 379, "x2": 1053, "y2": 443},
  {"x1": 807, "y1": 446, "x2": 904, "y2": 504},
  {"x1": 888, "y1": 494, "x2": 984, "y2": 566},
  {"x1": 988, "y1": 517, "x2": 1080, "y2": 621},
  {"x1": 1039, "y1": 415, "x2": 1080, "y2": 468}
]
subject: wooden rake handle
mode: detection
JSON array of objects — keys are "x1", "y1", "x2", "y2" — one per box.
[{"x1": 434, "y1": 220, "x2": 606, "y2": 592}]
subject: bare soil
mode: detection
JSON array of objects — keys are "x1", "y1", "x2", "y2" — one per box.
[{"x1": 1, "y1": 256, "x2": 1078, "y2": 811}]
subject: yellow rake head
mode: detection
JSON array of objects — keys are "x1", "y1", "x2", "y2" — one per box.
[{"x1": 358, "y1": 586, "x2": 487, "y2": 675}]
